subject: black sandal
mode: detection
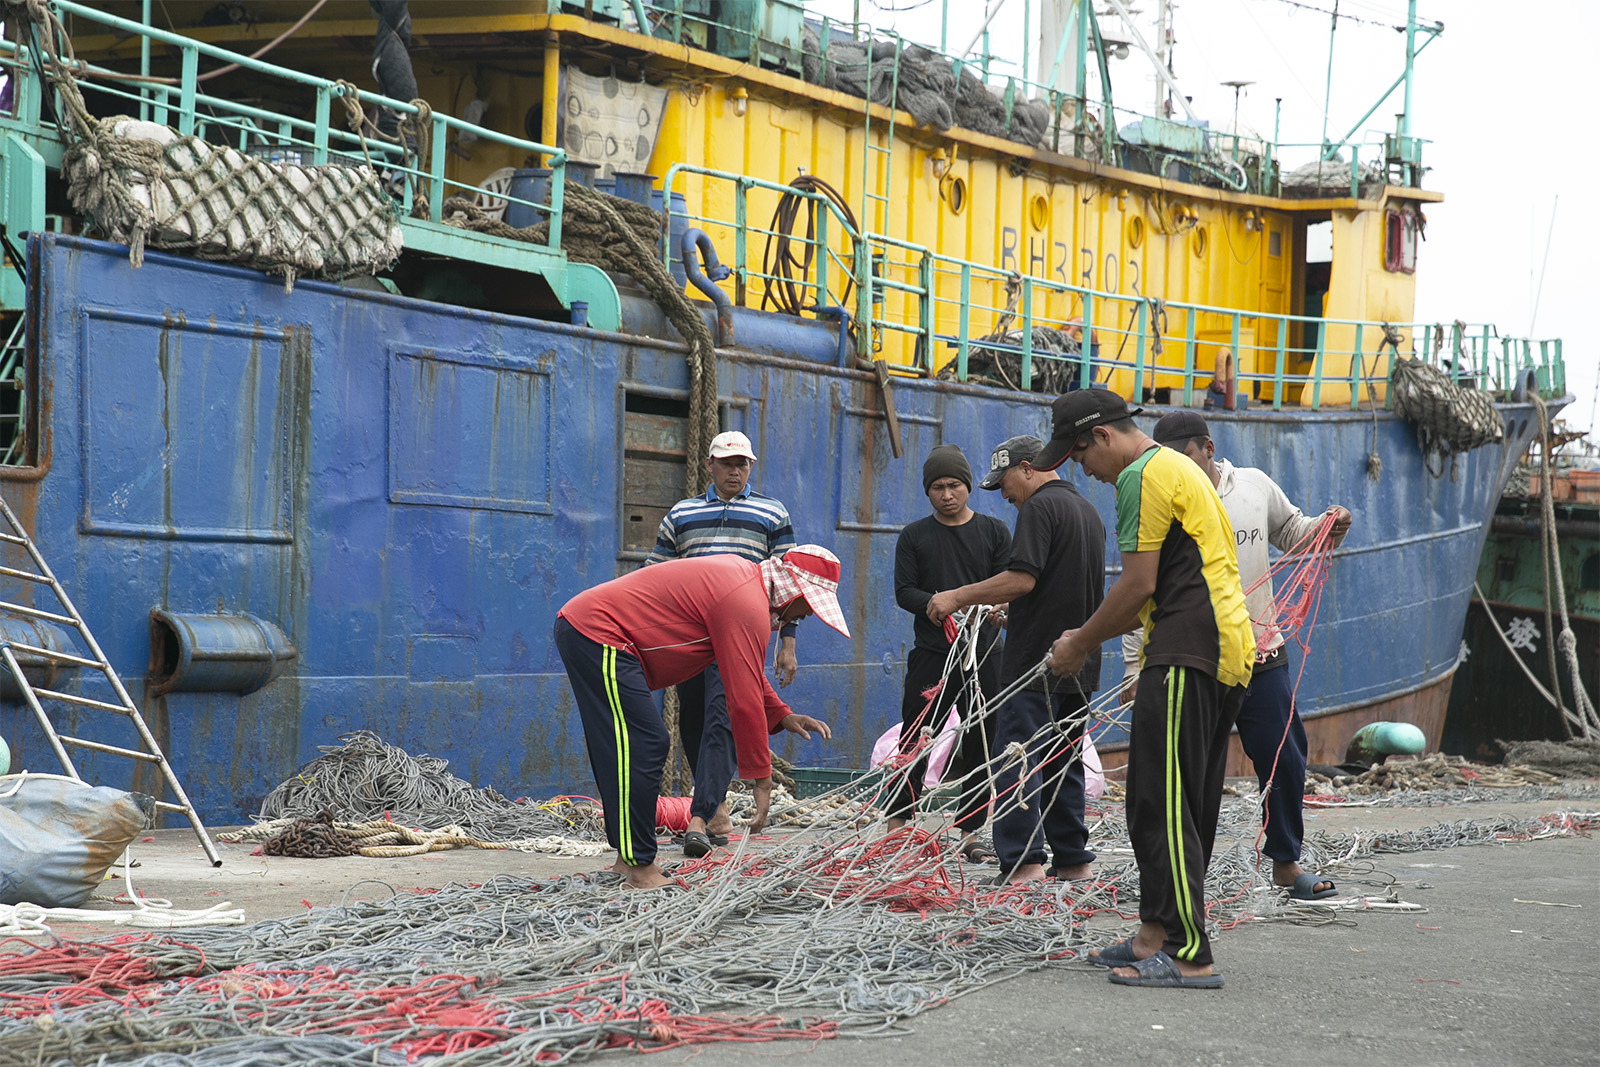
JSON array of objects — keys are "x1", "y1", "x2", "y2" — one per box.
[{"x1": 960, "y1": 842, "x2": 996, "y2": 864}]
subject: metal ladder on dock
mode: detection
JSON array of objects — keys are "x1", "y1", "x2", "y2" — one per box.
[{"x1": 0, "y1": 495, "x2": 221, "y2": 866}]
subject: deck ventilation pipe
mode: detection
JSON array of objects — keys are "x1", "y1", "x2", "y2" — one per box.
[{"x1": 147, "y1": 610, "x2": 296, "y2": 697}]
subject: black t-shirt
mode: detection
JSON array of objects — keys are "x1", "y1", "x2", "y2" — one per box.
[
  {"x1": 1002, "y1": 479, "x2": 1106, "y2": 693},
  {"x1": 894, "y1": 512, "x2": 1012, "y2": 654}
]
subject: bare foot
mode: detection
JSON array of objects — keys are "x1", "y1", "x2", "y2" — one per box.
[
  {"x1": 608, "y1": 856, "x2": 629, "y2": 874},
  {"x1": 623, "y1": 862, "x2": 672, "y2": 890},
  {"x1": 685, "y1": 815, "x2": 708, "y2": 836},
  {"x1": 886, "y1": 817, "x2": 909, "y2": 833},
  {"x1": 706, "y1": 804, "x2": 734, "y2": 838},
  {"x1": 1052, "y1": 862, "x2": 1092, "y2": 881},
  {"x1": 999, "y1": 862, "x2": 1048, "y2": 884}
]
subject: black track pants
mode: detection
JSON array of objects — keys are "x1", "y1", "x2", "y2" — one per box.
[{"x1": 1126, "y1": 664, "x2": 1246, "y2": 967}]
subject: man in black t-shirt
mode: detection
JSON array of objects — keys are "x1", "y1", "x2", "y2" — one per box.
[
  {"x1": 890, "y1": 445, "x2": 1012, "y2": 862},
  {"x1": 928, "y1": 435, "x2": 1106, "y2": 885}
]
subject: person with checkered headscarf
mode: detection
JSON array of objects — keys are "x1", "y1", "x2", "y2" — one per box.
[{"x1": 555, "y1": 547, "x2": 848, "y2": 889}]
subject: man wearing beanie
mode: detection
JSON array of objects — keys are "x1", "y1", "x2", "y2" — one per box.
[
  {"x1": 887, "y1": 445, "x2": 1012, "y2": 861},
  {"x1": 1131, "y1": 411, "x2": 1352, "y2": 901}
]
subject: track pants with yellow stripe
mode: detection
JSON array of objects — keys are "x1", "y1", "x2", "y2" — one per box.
[
  {"x1": 1126, "y1": 664, "x2": 1246, "y2": 967},
  {"x1": 554, "y1": 617, "x2": 669, "y2": 867}
]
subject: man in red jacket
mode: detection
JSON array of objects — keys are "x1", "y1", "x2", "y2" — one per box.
[{"x1": 555, "y1": 546, "x2": 847, "y2": 888}]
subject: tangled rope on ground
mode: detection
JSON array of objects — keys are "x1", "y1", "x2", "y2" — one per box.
[
  {"x1": 226, "y1": 813, "x2": 608, "y2": 859},
  {"x1": 249, "y1": 731, "x2": 607, "y2": 843}
]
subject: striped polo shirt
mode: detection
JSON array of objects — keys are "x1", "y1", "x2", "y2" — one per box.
[{"x1": 647, "y1": 486, "x2": 796, "y2": 565}]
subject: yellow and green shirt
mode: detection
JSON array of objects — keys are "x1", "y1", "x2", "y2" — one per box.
[{"x1": 1116, "y1": 445, "x2": 1256, "y2": 688}]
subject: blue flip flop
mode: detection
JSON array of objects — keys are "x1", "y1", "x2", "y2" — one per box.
[
  {"x1": 1087, "y1": 938, "x2": 1140, "y2": 968},
  {"x1": 1106, "y1": 950, "x2": 1224, "y2": 989},
  {"x1": 1289, "y1": 872, "x2": 1338, "y2": 900}
]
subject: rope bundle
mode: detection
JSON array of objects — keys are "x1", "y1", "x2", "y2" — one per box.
[
  {"x1": 1389, "y1": 356, "x2": 1505, "y2": 478},
  {"x1": 800, "y1": 30, "x2": 1055, "y2": 149}
]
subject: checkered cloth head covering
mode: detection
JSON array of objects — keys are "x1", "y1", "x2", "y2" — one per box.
[{"x1": 760, "y1": 545, "x2": 850, "y2": 638}]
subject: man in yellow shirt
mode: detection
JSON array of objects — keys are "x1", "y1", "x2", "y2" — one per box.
[{"x1": 1040, "y1": 390, "x2": 1254, "y2": 989}]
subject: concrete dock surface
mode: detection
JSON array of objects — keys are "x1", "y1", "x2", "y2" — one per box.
[{"x1": 16, "y1": 791, "x2": 1600, "y2": 1067}]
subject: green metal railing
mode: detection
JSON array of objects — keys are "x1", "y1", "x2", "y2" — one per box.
[
  {"x1": 661, "y1": 166, "x2": 1567, "y2": 409},
  {"x1": 635, "y1": 3, "x2": 1407, "y2": 197},
  {"x1": 9, "y1": 1, "x2": 571, "y2": 248}
]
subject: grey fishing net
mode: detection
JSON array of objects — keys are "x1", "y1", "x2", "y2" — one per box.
[{"x1": 65, "y1": 118, "x2": 402, "y2": 289}]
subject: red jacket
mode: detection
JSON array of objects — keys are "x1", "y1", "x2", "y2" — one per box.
[{"x1": 558, "y1": 555, "x2": 791, "y2": 778}]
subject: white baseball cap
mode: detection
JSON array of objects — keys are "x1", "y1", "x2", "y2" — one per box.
[{"x1": 708, "y1": 430, "x2": 757, "y2": 461}]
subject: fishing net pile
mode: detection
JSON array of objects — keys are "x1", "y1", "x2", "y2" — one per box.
[
  {"x1": 233, "y1": 731, "x2": 606, "y2": 848},
  {"x1": 1279, "y1": 153, "x2": 1386, "y2": 198},
  {"x1": 1389, "y1": 355, "x2": 1505, "y2": 477},
  {"x1": 1306, "y1": 752, "x2": 1566, "y2": 797},
  {"x1": 2, "y1": 768, "x2": 1594, "y2": 1065},
  {"x1": 1501, "y1": 738, "x2": 1600, "y2": 780},
  {"x1": 801, "y1": 29, "x2": 1054, "y2": 149},
  {"x1": 68, "y1": 119, "x2": 402, "y2": 289},
  {"x1": 949, "y1": 325, "x2": 1087, "y2": 394}
]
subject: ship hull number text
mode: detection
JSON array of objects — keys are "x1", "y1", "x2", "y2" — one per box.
[{"x1": 999, "y1": 226, "x2": 1140, "y2": 296}]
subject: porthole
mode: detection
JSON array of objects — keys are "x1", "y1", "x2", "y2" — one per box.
[
  {"x1": 947, "y1": 176, "x2": 967, "y2": 215},
  {"x1": 1191, "y1": 225, "x2": 1208, "y2": 257},
  {"x1": 1029, "y1": 194, "x2": 1049, "y2": 231},
  {"x1": 1127, "y1": 215, "x2": 1145, "y2": 248}
]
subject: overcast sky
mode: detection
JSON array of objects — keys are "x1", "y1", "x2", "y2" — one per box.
[{"x1": 811, "y1": 0, "x2": 1598, "y2": 441}]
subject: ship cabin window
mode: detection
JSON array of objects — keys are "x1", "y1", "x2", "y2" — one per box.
[
  {"x1": 1268, "y1": 230, "x2": 1282, "y2": 257},
  {"x1": 1384, "y1": 207, "x2": 1419, "y2": 274},
  {"x1": 1582, "y1": 552, "x2": 1600, "y2": 593},
  {"x1": 1301, "y1": 220, "x2": 1333, "y2": 355}
]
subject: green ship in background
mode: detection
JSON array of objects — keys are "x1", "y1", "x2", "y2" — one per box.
[{"x1": 1446, "y1": 430, "x2": 1599, "y2": 758}]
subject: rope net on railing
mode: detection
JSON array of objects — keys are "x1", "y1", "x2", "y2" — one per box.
[{"x1": 9, "y1": 0, "x2": 402, "y2": 290}]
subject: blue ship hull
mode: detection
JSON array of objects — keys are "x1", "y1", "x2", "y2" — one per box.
[{"x1": 0, "y1": 235, "x2": 1548, "y2": 823}]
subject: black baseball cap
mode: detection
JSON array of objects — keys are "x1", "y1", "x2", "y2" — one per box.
[
  {"x1": 978, "y1": 435, "x2": 1044, "y2": 490},
  {"x1": 1033, "y1": 389, "x2": 1144, "y2": 472},
  {"x1": 1152, "y1": 411, "x2": 1210, "y2": 445}
]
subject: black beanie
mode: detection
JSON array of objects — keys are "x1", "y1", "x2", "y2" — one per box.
[{"x1": 922, "y1": 444, "x2": 972, "y2": 493}]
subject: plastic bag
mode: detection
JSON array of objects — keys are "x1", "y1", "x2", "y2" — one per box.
[
  {"x1": 870, "y1": 722, "x2": 1107, "y2": 798},
  {"x1": 870, "y1": 711, "x2": 959, "y2": 788},
  {"x1": 0, "y1": 775, "x2": 154, "y2": 908}
]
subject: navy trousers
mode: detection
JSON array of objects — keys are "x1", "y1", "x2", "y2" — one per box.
[
  {"x1": 886, "y1": 643, "x2": 1002, "y2": 833},
  {"x1": 554, "y1": 617, "x2": 669, "y2": 867},
  {"x1": 677, "y1": 665, "x2": 738, "y2": 822},
  {"x1": 992, "y1": 687, "x2": 1095, "y2": 874},
  {"x1": 1126, "y1": 665, "x2": 1245, "y2": 968},
  {"x1": 1234, "y1": 659, "x2": 1307, "y2": 863}
]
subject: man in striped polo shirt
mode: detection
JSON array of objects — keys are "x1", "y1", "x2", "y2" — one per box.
[{"x1": 647, "y1": 430, "x2": 799, "y2": 857}]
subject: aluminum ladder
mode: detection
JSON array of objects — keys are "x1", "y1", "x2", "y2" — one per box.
[
  {"x1": 856, "y1": 30, "x2": 902, "y2": 358},
  {"x1": 0, "y1": 494, "x2": 221, "y2": 866}
]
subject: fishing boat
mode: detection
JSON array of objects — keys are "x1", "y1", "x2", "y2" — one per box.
[
  {"x1": 1444, "y1": 444, "x2": 1599, "y2": 759},
  {"x1": 0, "y1": 0, "x2": 1567, "y2": 832}
]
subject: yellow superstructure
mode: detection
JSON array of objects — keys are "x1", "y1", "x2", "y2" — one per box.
[{"x1": 80, "y1": 3, "x2": 1441, "y2": 406}]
